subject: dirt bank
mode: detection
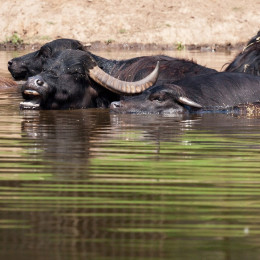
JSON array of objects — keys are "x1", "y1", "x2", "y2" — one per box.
[{"x1": 0, "y1": 0, "x2": 259, "y2": 50}]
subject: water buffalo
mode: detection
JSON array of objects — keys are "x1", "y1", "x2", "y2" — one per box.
[
  {"x1": 225, "y1": 30, "x2": 260, "y2": 75},
  {"x1": 20, "y1": 49, "x2": 160, "y2": 109},
  {"x1": 110, "y1": 72, "x2": 260, "y2": 114},
  {"x1": 20, "y1": 49, "x2": 216, "y2": 110},
  {"x1": 17, "y1": 31, "x2": 260, "y2": 110},
  {"x1": 8, "y1": 38, "x2": 85, "y2": 80},
  {"x1": 9, "y1": 30, "x2": 260, "y2": 83},
  {"x1": 9, "y1": 38, "x2": 215, "y2": 82}
]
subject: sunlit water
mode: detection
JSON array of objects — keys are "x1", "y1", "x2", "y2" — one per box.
[{"x1": 1, "y1": 49, "x2": 260, "y2": 260}]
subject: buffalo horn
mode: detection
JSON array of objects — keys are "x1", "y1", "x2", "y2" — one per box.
[
  {"x1": 178, "y1": 96, "x2": 202, "y2": 108},
  {"x1": 89, "y1": 61, "x2": 160, "y2": 95}
]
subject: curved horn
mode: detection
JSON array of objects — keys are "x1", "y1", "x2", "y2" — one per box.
[{"x1": 89, "y1": 61, "x2": 159, "y2": 95}]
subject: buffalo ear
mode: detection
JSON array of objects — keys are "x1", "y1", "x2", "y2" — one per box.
[
  {"x1": 80, "y1": 53, "x2": 98, "y2": 78},
  {"x1": 75, "y1": 41, "x2": 85, "y2": 51},
  {"x1": 39, "y1": 45, "x2": 52, "y2": 59}
]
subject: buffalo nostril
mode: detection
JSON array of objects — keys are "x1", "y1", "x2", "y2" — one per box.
[
  {"x1": 35, "y1": 79, "x2": 44, "y2": 86},
  {"x1": 111, "y1": 101, "x2": 121, "y2": 108}
]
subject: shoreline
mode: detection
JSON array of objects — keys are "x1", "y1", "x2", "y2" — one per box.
[{"x1": 0, "y1": 40, "x2": 246, "y2": 53}]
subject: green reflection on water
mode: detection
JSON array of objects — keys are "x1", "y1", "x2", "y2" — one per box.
[
  {"x1": 0, "y1": 219, "x2": 30, "y2": 229},
  {"x1": 1, "y1": 112, "x2": 260, "y2": 259}
]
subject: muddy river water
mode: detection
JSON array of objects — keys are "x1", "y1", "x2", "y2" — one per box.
[{"x1": 1, "y1": 49, "x2": 260, "y2": 260}]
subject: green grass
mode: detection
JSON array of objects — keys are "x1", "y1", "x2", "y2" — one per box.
[{"x1": 5, "y1": 32, "x2": 23, "y2": 44}]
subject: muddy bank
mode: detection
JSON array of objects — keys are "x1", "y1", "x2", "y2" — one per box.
[
  {"x1": 0, "y1": 0, "x2": 259, "y2": 53},
  {"x1": 0, "y1": 40, "x2": 246, "y2": 53}
]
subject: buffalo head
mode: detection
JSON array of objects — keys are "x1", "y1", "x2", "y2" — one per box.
[
  {"x1": 8, "y1": 38, "x2": 85, "y2": 80},
  {"x1": 110, "y1": 84, "x2": 202, "y2": 114}
]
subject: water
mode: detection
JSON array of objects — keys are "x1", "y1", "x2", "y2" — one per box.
[{"x1": 1, "y1": 49, "x2": 260, "y2": 260}]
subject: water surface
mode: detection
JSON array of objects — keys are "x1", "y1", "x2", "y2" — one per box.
[{"x1": 1, "y1": 49, "x2": 260, "y2": 260}]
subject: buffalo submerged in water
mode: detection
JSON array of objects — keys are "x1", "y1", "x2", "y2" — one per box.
[
  {"x1": 10, "y1": 30, "x2": 260, "y2": 110},
  {"x1": 110, "y1": 72, "x2": 260, "y2": 114},
  {"x1": 110, "y1": 31, "x2": 260, "y2": 114},
  {"x1": 10, "y1": 38, "x2": 218, "y2": 110},
  {"x1": 8, "y1": 38, "x2": 215, "y2": 110},
  {"x1": 8, "y1": 38, "x2": 215, "y2": 83},
  {"x1": 17, "y1": 47, "x2": 215, "y2": 110},
  {"x1": 20, "y1": 49, "x2": 160, "y2": 109}
]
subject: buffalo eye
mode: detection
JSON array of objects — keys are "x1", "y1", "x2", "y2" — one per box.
[
  {"x1": 62, "y1": 90, "x2": 68, "y2": 95},
  {"x1": 149, "y1": 92, "x2": 167, "y2": 102},
  {"x1": 70, "y1": 70, "x2": 85, "y2": 79},
  {"x1": 48, "y1": 70, "x2": 58, "y2": 77}
]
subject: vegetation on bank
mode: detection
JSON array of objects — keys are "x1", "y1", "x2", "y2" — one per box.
[
  {"x1": 5, "y1": 32, "x2": 24, "y2": 45},
  {"x1": 0, "y1": 32, "x2": 245, "y2": 52}
]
